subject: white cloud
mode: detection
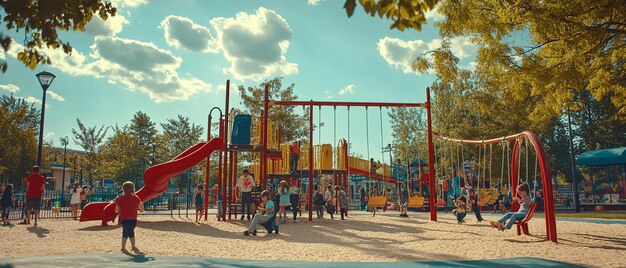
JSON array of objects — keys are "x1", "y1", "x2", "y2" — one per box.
[
  {"x1": 44, "y1": 132, "x2": 55, "y2": 141},
  {"x1": 20, "y1": 96, "x2": 41, "y2": 106},
  {"x1": 217, "y1": 84, "x2": 226, "y2": 91},
  {"x1": 0, "y1": 84, "x2": 19, "y2": 93},
  {"x1": 378, "y1": 36, "x2": 477, "y2": 74},
  {"x1": 324, "y1": 90, "x2": 334, "y2": 99},
  {"x1": 110, "y1": 0, "x2": 148, "y2": 8},
  {"x1": 161, "y1": 16, "x2": 218, "y2": 53},
  {"x1": 48, "y1": 90, "x2": 65, "y2": 101},
  {"x1": 338, "y1": 84, "x2": 355, "y2": 95},
  {"x1": 424, "y1": 4, "x2": 445, "y2": 22},
  {"x1": 308, "y1": 0, "x2": 322, "y2": 5},
  {"x1": 85, "y1": 14, "x2": 128, "y2": 37},
  {"x1": 210, "y1": 7, "x2": 298, "y2": 81},
  {"x1": 10, "y1": 37, "x2": 213, "y2": 103}
]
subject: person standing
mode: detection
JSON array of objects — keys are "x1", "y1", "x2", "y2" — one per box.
[
  {"x1": 289, "y1": 141, "x2": 300, "y2": 174},
  {"x1": 399, "y1": 184, "x2": 409, "y2": 217},
  {"x1": 69, "y1": 182, "x2": 82, "y2": 220},
  {"x1": 1, "y1": 184, "x2": 13, "y2": 226},
  {"x1": 234, "y1": 169, "x2": 256, "y2": 220},
  {"x1": 336, "y1": 186, "x2": 348, "y2": 220},
  {"x1": 114, "y1": 181, "x2": 144, "y2": 253},
  {"x1": 20, "y1": 166, "x2": 45, "y2": 225},
  {"x1": 289, "y1": 179, "x2": 300, "y2": 223},
  {"x1": 359, "y1": 184, "x2": 367, "y2": 211}
]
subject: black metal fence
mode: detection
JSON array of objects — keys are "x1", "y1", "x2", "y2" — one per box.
[{"x1": 6, "y1": 189, "x2": 219, "y2": 221}]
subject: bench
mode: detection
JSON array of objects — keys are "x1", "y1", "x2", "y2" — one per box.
[
  {"x1": 514, "y1": 202, "x2": 537, "y2": 236},
  {"x1": 407, "y1": 197, "x2": 425, "y2": 211},
  {"x1": 367, "y1": 196, "x2": 387, "y2": 217}
]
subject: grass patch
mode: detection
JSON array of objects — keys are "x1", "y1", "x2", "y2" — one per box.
[{"x1": 555, "y1": 212, "x2": 626, "y2": 220}]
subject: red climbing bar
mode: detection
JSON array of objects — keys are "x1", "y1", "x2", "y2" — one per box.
[{"x1": 272, "y1": 100, "x2": 425, "y2": 108}]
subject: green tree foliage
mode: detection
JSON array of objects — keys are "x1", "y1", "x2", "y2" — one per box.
[
  {"x1": 129, "y1": 111, "x2": 158, "y2": 167},
  {"x1": 238, "y1": 77, "x2": 308, "y2": 143},
  {"x1": 71, "y1": 118, "x2": 108, "y2": 184},
  {"x1": 571, "y1": 91, "x2": 626, "y2": 151},
  {"x1": 100, "y1": 127, "x2": 144, "y2": 184},
  {"x1": 388, "y1": 107, "x2": 426, "y2": 163},
  {"x1": 0, "y1": 0, "x2": 117, "y2": 72},
  {"x1": 0, "y1": 95, "x2": 39, "y2": 186},
  {"x1": 160, "y1": 115, "x2": 203, "y2": 188},
  {"x1": 437, "y1": 0, "x2": 626, "y2": 121},
  {"x1": 343, "y1": 0, "x2": 439, "y2": 31}
]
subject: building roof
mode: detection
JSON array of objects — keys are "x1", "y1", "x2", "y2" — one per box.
[{"x1": 576, "y1": 146, "x2": 626, "y2": 166}]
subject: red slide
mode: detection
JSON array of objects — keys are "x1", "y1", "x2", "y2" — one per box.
[{"x1": 80, "y1": 138, "x2": 223, "y2": 225}]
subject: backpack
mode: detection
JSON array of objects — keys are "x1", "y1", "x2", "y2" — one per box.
[{"x1": 314, "y1": 192, "x2": 324, "y2": 206}]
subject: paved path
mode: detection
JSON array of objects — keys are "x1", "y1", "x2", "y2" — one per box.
[{"x1": 1, "y1": 254, "x2": 582, "y2": 268}]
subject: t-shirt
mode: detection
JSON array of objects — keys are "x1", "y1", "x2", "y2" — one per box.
[
  {"x1": 399, "y1": 189, "x2": 409, "y2": 203},
  {"x1": 1, "y1": 193, "x2": 12, "y2": 208},
  {"x1": 289, "y1": 186, "x2": 299, "y2": 195},
  {"x1": 194, "y1": 192, "x2": 203, "y2": 206},
  {"x1": 236, "y1": 175, "x2": 255, "y2": 192},
  {"x1": 70, "y1": 189, "x2": 82, "y2": 204},
  {"x1": 265, "y1": 199, "x2": 275, "y2": 215},
  {"x1": 517, "y1": 196, "x2": 533, "y2": 213},
  {"x1": 25, "y1": 174, "x2": 45, "y2": 199},
  {"x1": 114, "y1": 194, "x2": 141, "y2": 221},
  {"x1": 290, "y1": 144, "x2": 300, "y2": 155}
]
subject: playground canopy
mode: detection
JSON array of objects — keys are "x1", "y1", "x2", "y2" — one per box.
[{"x1": 576, "y1": 146, "x2": 626, "y2": 166}]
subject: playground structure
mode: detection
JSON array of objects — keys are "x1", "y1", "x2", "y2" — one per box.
[{"x1": 78, "y1": 79, "x2": 558, "y2": 243}]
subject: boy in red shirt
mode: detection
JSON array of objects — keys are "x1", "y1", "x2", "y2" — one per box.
[
  {"x1": 114, "y1": 181, "x2": 144, "y2": 254},
  {"x1": 21, "y1": 166, "x2": 45, "y2": 225}
]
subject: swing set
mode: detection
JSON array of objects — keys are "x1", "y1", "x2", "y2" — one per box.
[{"x1": 206, "y1": 80, "x2": 557, "y2": 243}]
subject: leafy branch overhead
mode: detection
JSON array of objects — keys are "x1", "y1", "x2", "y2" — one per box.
[
  {"x1": 343, "y1": 0, "x2": 439, "y2": 31},
  {"x1": 0, "y1": 0, "x2": 117, "y2": 72}
]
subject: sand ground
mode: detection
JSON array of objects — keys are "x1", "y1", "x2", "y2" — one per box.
[{"x1": 2, "y1": 211, "x2": 624, "y2": 267}]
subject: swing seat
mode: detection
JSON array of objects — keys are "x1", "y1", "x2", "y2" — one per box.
[
  {"x1": 407, "y1": 197, "x2": 425, "y2": 211},
  {"x1": 367, "y1": 196, "x2": 387, "y2": 217},
  {"x1": 514, "y1": 202, "x2": 537, "y2": 236},
  {"x1": 477, "y1": 195, "x2": 494, "y2": 211}
]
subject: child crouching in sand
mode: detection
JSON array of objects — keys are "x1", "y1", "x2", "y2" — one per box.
[
  {"x1": 491, "y1": 183, "x2": 532, "y2": 231},
  {"x1": 114, "y1": 181, "x2": 144, "y2": 254}
]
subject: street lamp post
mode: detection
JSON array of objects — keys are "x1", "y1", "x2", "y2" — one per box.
[
  {"x1": 60, "y1": 136, "x2": 69, "y2": 204},
  {"x1": 35, "y1": 71, "x2": 56, "y2": 166}
]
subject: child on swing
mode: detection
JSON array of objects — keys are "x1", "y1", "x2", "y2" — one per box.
[
  {"x1": 491, "y1": 182, "x2": 532, "y2": 231},
  {"x1": 452, "y1": 195, "x2": 470, "y2": 224}
]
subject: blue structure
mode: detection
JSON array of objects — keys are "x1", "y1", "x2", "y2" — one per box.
[{"x1": 231, "y1": 114, "x2": 251, "y2": 145}]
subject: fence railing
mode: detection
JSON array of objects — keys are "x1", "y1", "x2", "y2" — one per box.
[{"x1": 6, "y1": 189, "x2": 220, "y2": 221}]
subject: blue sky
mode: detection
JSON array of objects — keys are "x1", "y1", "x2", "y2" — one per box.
[{"x1": 0, "y1": 0, "x2": 477, "y2": 163}]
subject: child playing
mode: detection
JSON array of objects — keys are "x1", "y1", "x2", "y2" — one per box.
[
  {"x1": 491, "y1": 183, "x2": 533, "y2": 231},
  {"x1": 278, "y1": 180, "x2": 290, "y2": 223},
  {"x1": 336, "y1": 186, "x2": 348, "y2": 220},
  {"x1": 289, "y1": 179, "x2": 300, "y2": 223},
  {"x1": 1, "y1": 184, "x2": 13, "y2": 226},
  {"x1": 313, "y1": 185, "x2": 325, "y2": 219},
  {"x1": 244, "y1": 190, "x2": 275, "y2": 236},
  {"x1": 452, "y1": 196, "x2": 470, "y2": 224},
  {"x1": 325, "y1": 185, "x2": 336, "y2": 219},
  {"x1": 194, "y1": 184, "x2": 204, "y2": 223},
  {"x1": 399, "y1": 183, "x2": 409, "y2": 218},
  {"x1": 114, "y1": 181, "x2": 145, "y2": 254},
  {"x1": 468, "y1": 189, "x2": 484, "y2": 222}
]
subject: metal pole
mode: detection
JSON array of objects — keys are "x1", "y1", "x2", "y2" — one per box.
[
  {"x1": 37, "y1": 87, "x2": 48, "y2": 166},
  {"x1": 308, "y1": 102, "x2": 314, "y2": 221},
  {"x1": 426, "y1": 87, "x2": 437, "y2": 221},
  {"x1": 60, "y1": 137, "x2": 68, "y2": 205},
  {"x1": 567, "y1": 106, "x2": 580, "y2": 212}
]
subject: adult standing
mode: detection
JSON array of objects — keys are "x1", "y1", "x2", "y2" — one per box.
[
  {"x1": 289, "y1": 141, "x2": 300, "y2": 174},
  {"x1": 399, "y1": 183, "x2": 409, "y2": 217},
  {"x1": 21, "y1": 166, "x2": 45, "y2": 225},
  {"x1": 234, "y1": 169, "x2": 255, "y2": 220},
  {"x1": 69, "y1": 182, "x2": 82, "y2": 220},
  {"x1": 359, "y1": 184, "x2": 367, "y2": 211}
]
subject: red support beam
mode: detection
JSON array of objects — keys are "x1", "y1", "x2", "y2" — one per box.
[
  {"x1": 272, "y1": 100, "x2": 425, "y2": 108},
  {"x1": 426, "y1": 87, "x2": 437, "y2": 221},
  {"x1": 308, "y1": 103, "x2": 314, "y2": 221}
]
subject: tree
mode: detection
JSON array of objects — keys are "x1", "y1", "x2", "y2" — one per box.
[
  {"x1": 388, "y1": 107, "x2": 426, "y2": 163},
  {"x1": 160, "y1": 115, "x2": 204, "y2": 189},
  {"x1": 238, "y1": 77, "x2": 308, "y2": 143},
  {"x1": 0, "y1": 94, "x2": 39, "y2": 186},
  {"x1": 0, "y1": 0, "x2": 117, "y2": 72},
  {"x1": 100, "y1": 127, "x2": 144, "y2": 184},
  {"x1": 129, "y1": 111, "x2": 158, "y2": 167},
  {"x1": 436, "y1": 0, "x2": 626, "y2": 122},
  {"x1": 343, "y1": 0, "x2": 439, "y2": 31},
  {"x1": 71, "y1": 118, "x2": 108, "y2": 185}
]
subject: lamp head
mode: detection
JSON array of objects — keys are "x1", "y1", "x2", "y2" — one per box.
[{"x1": 36, "y1": 71, "x2": 56, "y2": 90}]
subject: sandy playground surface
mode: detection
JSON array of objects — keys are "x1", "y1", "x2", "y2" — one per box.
[{"x1": 2, "y1": 211, "x2": 625, "y2": 267}]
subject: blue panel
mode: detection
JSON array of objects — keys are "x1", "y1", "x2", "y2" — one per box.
[{"x1": 231, "y1": 114, "x2": 251, "y2": 145}]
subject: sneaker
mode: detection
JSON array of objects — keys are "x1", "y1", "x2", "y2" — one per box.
[
  {"x1": 404, "y1": 214, "x2": 410, "y2": 218},
  {"x1": 247, "y1": 215, "x2": 251, "y2": 221},
  {"x1": 252, "y1": 230, "x2": 257, "y2": 236},
  {"x1": 240, "y1": 216, "x2": 245, "y2": 221},
  {"x1": 244, "y1": 231, "x2": 251, "y2": 236}
]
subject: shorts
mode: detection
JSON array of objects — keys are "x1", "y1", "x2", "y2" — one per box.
[
  {"x1": 25, "y1": 198, "x2": 41, "y2": 211},
  {"x1": 400, "y1": 202, "x2": 408, "y2": 208},
  {"x1": 195, "y1": 204, "x2": 203, "y2": 211},
  {"x1": 2, "y1": 207, "x2": 9, "y2": 218},
  {"x1": 121, "y1": 220, "x2": 137, "y2": 238}
]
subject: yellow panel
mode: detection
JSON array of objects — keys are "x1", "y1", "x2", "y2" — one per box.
[{"x1": 320, "y1": 144, "x2": 332, "y2": 170}]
